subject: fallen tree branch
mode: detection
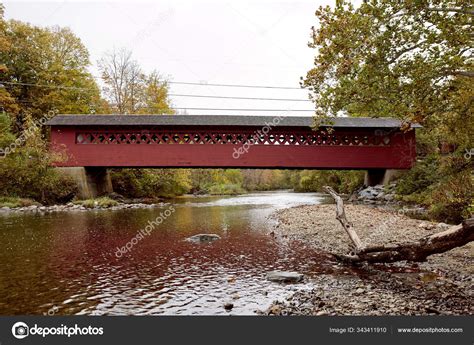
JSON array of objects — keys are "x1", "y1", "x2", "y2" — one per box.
[
  {"x1": 323, "y1": 186, "x2": 364, "y2": 252},
  {"x1": 323, "y1": 186, "x2": 474, "y2": 263}
]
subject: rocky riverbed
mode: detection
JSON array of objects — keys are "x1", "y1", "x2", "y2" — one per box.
[
  {"x1": 350, "y1": 184, "x2": 428, "y2": 216},
  {"x1": 0, "y1": 201, "x2": 168, "y2": 214},
  {"x1": 266, "y1": 204, "x2": 473, "y2": 315}
]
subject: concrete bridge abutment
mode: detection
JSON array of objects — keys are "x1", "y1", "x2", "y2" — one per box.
[
  {"x1": 364, "y1": 169, "x2": 404, "y2": 187},
  {"x1": 57, "y1": 167, "x2": 113, "y2": 199}
]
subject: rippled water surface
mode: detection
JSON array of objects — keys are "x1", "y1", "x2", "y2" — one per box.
[{"x1": 0, "y1": 191, "x2": 348, "y2": 315}]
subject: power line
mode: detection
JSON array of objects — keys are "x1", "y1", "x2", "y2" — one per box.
[
  {"x1": 149, "y1": 107, "x2": 315, "y2": 112},
  {"x1": 166, "y1": 81, "x2": 303, "y2": 90},
  {"x1": 14, "y1": 99, "x2": 314, "y2": 112},
  {"x1": 88, "y1": 76, "x2": 305, "y2": 90},
  {"x1": 168, "y1": 93, "x2": 310, "y2": 102},
  {"x1": 2, "y1": 81, "x2": 311, "y2": 102},
  {"x1": 4, "y1": 77, "x2": 306, "y2": 91},
  {"x1": 2, "y1": 81, "x2": 92, "y2": 91}
]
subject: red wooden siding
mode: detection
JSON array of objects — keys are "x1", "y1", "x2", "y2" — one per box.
[{"x1": 50, "y1": 125, "x2": 416, "y2": 169}]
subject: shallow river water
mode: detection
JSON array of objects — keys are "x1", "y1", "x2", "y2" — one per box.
[{"x1": 0, "y1": 191, "x2": 354, "y2": 315}]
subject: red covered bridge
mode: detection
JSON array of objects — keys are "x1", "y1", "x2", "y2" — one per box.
[{"x1": 46, "y1": 115, "x2": 419, "y2": 198}]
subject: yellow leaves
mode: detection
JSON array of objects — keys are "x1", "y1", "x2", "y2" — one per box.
[{"x1": 1, "y1": 17, "x2": 104, "y2": 118}]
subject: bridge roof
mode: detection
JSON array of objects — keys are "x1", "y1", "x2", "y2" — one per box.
[{"x1": 46, "y1": 115, "x2": 420, "y2": 128}]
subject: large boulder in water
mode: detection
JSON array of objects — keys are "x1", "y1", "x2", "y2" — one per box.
[
  {"x1": 185, "y1": 233, "x2": 221, "y2": 243},
  {"x1": 266, "y1": 271, "x2": 304, "y2": 283}
]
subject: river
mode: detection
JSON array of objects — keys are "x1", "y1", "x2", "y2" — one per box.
[{"x1": 0, "y1": 191, "x2": 352, "y2": 315}]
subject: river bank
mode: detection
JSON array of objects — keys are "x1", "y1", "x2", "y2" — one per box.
[
  {"x1": 267, "y1": 204, "x2": 473, "y2": 315},
  {"x1": 0, "y1": 199, "x2": 169, "y2": 214},
  {"x1": 0, "y1": 191, "x2": 283, "y2": 215}
]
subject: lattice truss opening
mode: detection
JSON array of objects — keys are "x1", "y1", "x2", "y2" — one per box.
[{"x1": 75, "y1": 130, "x2": 392, "y2": 146}]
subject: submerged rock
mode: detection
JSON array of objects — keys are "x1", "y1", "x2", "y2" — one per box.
[
  {"x1": 266, "y1": 271, "x2": 304, "y2": 283},
  {"x1": 185, "y1": 233, "x2": 221, "y2": 243}
]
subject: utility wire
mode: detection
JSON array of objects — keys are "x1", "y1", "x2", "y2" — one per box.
[
  {"x1": 168, "y1": 93, "x2": 310, "y2": 102},
  {"x1": 145, "y1": 107, "x2": 314, "y2": 112},
  {"x1": 13, "y1": 99, "x2": 315, "y2": 112},
  {"x1": 88, "y1": 75, "x2": 304, "y2": 89},
  {"x1": 2, "y1": 81, "x2": 315, "y2": 111},
  {"x1": 2, "y1": 79, "x2": 305, "y2": 91},
  {"x1": 2, "y1": 81, "x2": 93, "y2": 91},
  {"x1": 166, "y1": 81, "x2": 303, "y2": 89},
  {"x1": 2, "y1": 81, "x2": 311, "y2": 102}
]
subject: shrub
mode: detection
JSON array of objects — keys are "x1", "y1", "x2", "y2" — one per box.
[
  {"x1": 396, "y1": 151, "x2": 473, "y2": 223},
  {"x1": 0, "y1": 112, "x2": 78, "y2": 204},
  {"x1": 209, "y1": 183, "x2": 245, "y2": 195},
  {"x1": 0, "y1": 149, "x2": 78, "y2": 205},
  {"x1": 0, "y1": 197, "x2": 39, "y2": 208},
  {"x1": 111, "y1": 169, "x2": 191, "y2": 198},
  {"x1": 110, "y1": 169, "x2": 143, "y2": 198},
  {"x1": 293, "y1": 170, "x2": 364, "y2": 194},
  {"x1": 0, "y1": 112, "x2": 16, "y2": 151},
  {"x1": 396, "y1": 155, "x2": 441, "y2": 195},
  {"x1": 429, "y1": 171, "x2": 473, "y2": 223}
]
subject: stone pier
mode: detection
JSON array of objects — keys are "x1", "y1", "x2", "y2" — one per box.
[
  {"x1": 364, "y1": 169, "x2": 404, "y2": 186},
  {"x1": 57, "y1": 167, "x2": 113, "y2": 199}
]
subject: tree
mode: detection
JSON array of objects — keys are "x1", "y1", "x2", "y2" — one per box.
[
  {"x1": 0, "y1": 9, "x2": 103, "y2": 204},
  {"x1": 37, "y1": 26, "x2": 104, "y2": 115},
  {"x1": 303, "y1": 0, "x2": 472, "y2": 127},
  {"x1": 242, "y1": 170, "x2": 294, "y2": 191},
  {"x1": 302, "y1": 1, "x2": 473, "y2": 258},
  {"x1": 99, "y1": 48, "x2": 178, "y2": 198},
  {"x1": 98, "y1": 48, "x2": 143, "y2": 114},
  {"x1": 0, "y1": 16, "x2": 105, "y2": 129},
  {"x1": 0, "y1": 5, "x2": 19, "y2": 116},
  {"x1": 0, "y1": 111, "x2": 15, "y2": 150},
  {"x1": 304, "y1": 0, "x2": 473, "y2": 222},
  {"x1": 138, "y1": 71, "x2": 174, "y2": 114},
  {"x1": 98, "y1": 48, "x2": 173, "y2": 114}
]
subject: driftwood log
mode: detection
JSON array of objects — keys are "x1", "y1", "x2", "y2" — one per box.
[{"x1": 323, "y1": 186, "x2": 474, "y2": 263}]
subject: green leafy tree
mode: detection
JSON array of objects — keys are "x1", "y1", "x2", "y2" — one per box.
[
  {"x1": 0, "y1": 112, "x2": 77, "y2": 204},
  {"x1": 0, "y1": 18, "x2": 106, "y2": 128},
  {"x1": 0, "y1": 111, "x2": 15, "y2": 150},
  {"x1": 138, "y1": 71, "x2": 174, "y2": 114},
  {"x1": 0, "y1": 5, "x2": 20, "y2": 115},
  {"x1": 303, "y1": 0, "x2": 472, "y2": 127},
  {"x1": 303, "y1": 0, "x2": 473, "y2": 221}
]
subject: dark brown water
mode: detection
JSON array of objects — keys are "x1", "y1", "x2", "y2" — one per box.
[{"x1": 0, "y1": 191, "x2": 350, "y2": 315}]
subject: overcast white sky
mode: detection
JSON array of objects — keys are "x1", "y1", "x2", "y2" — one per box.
[{"x1": 4, "y1": 0, "x2": 341, "y2": 115}]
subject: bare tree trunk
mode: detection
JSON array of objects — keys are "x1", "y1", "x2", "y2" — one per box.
[
  {"x1": 324, "y1": 186, "x2": 364, "y2": 251},
  {"x1": 323, "y1": 186, "x2": 474, "y2": 263}
]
